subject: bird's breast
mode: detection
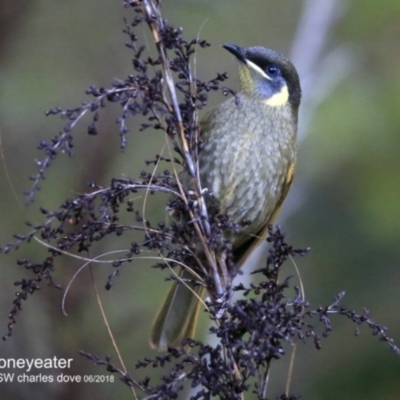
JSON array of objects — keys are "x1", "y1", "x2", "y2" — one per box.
[{"x1": 199, "y1": 95, "x2": 297, "y2": 245}]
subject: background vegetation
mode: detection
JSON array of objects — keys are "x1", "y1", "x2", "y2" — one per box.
[{"x1": 0, "y1": 0, "x2": 399, "y2": 399}]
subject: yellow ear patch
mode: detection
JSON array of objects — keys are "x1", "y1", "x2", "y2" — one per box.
[
  {"x1": 264, "y1": 84, "x2": 289, "y2": 107},
  {"x1": 242, "y1": 58, "x2": 290, "y2": 106}
]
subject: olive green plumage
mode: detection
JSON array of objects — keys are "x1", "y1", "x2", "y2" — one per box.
[{"x1": 150, "y1": 44, "x2": 301, "y2": 350}]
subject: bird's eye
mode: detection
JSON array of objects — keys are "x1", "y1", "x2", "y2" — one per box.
[{"x1": 266, "y1": 65, "x2": 280, "y2": 78}]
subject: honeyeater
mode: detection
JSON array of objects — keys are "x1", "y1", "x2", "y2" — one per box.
[{"x1": 150, "y1": 44, "x2": 301, "y2": 350}]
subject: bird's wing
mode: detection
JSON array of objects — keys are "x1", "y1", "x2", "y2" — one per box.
[{"x1": 233, "y1": 160, "x2": 295, "y2": 268}]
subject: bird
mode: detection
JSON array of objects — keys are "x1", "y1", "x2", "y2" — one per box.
[{"x1": 150, "y1": 43, "x2": 301, "y2": 350}]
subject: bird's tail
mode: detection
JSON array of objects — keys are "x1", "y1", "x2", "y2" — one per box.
[{"x1": 150, "y1": 269, "x2": 205, "y2": 350}]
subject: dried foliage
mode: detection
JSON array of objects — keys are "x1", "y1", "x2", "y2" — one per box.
[{"x1": 1, "y1": 0, "x2": 399, "y2": 399}]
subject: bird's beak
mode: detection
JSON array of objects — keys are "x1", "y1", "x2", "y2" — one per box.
[
  {"x1": 222, "y1": 44, "x2": 247, "y2": 64},
  {"x1": 223, "y1": 43, "x2": 270, "y2": 81}
]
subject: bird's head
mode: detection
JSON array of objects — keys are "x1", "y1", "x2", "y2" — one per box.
[{"x1": 223, "y1": 44, "x2": 301, "y2": 111}]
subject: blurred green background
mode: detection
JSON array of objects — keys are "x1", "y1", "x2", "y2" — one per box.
[{"x1": 1, "y1": 0, "x2": 400, "y2": 399}]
